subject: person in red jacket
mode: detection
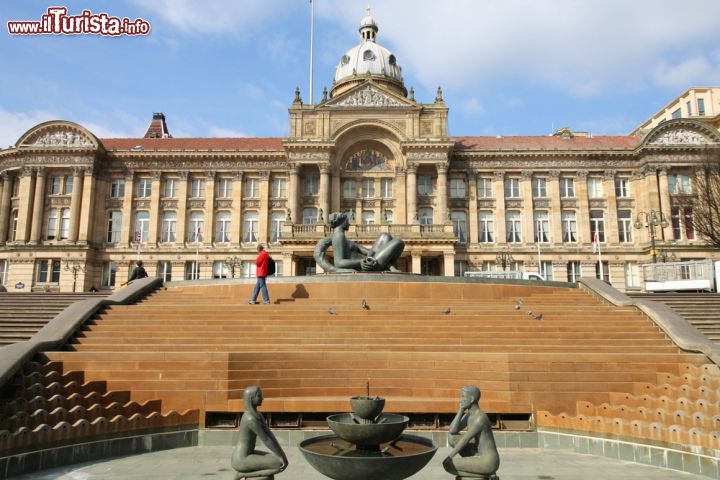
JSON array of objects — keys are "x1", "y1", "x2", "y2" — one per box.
[{"x1": 249, "y1": 244, "x2": 270, "y2": 304}]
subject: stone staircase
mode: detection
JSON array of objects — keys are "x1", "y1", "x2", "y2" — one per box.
[
  {"x1": 0, "y1": 293, "x2": 109, "y2": 347},
  {"x1": 38, "y1": 280, "x2": 707, "y2": 424},
  {"x1": 628, "y1": 293, "x2": 720, "y2": 343}
]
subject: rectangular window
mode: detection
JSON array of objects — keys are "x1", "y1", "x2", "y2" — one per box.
[
  {"x1": 215, "y1": 211, "x2": 231, "y2": 243},
  {"x1": 454, "y1": 260, "x2": 468, "y2": 277},
  {"x1": 684, "y1": 207, "x2": 695, "y2": 240},
  {"x1": 185, "y1": 261, "x2": 200, "y2": 280},
  {"x1": 482, "y1": 261, "x2": 496, "y2": 272},
  {"x1": 534, "y1": 211, "x2": 549, "y2": 243},
  {"x1": 243, "y1": 211, "x2": 259, "y2": 243},
  {"x1": 161, "y1": 211, "x2": 177, "y2": 243},
  {"x1": 419, "y1": 207, "x2": 434, "y2": 225},
  {"x1": 190, "y1": 178, "x2": 205, "y2": 198},
  {"x1": 213, "y1": 261, "x2": 228, "y2": 279},
  {"x1": 625, "y1": 262, "x2": 640, "y2": 289},
  {"x1": 450, "y1": 178, "x2": 466, "y2": 198},
  {"x1": 686, "y1": 101, "x2": 692, "y2": 116},
  {"x1": 163, "y1": 178, "x2": 177, "y2": 198},
  {"x1": 381, "y1": 178, "x2": 393, "y2": 198},
  {"x1": 668, "y1": 173, "x2": 692, "y2": 195},
  {"x1": 50, "y1": 176, "x2": 62, "y2": 195},
  {"x1": 560, "y1": 177, "x2": 575, "y2": 198},
  {"x1": 587, "y1": 177, "x2": 604, "y2": 198},
  {"x1": 540, "y1": 261, "x2": 554, "y2": 281},
  {"x1": 134, "y1": 211, "x2": 149, "y2": 244},
  {"x1": 244, "y1": 178, "x2": 259, "y2": 198},
  {"x1": 272, "y1": 260, "x2": 283, "y2": 277},
  {"x1": 671, "y1": 108, "x2": 681, "y2": 119},
  {"x1": 107, "y1": 211, "x2": 122, "y2": 243},
  {"x1": 59, "y1": 209, "x2": 70, "y2": 240},
  {"x1": 477, "y1": 178, "x2": 492, "y2": 198},
  {"x1": 10, "y1": 210, "x2": 18, "y2": 241},
  {"x1": 478, "y1": 211, "x2": 494, "y2": 243},
  {"x1": 590, "y1": 210, "x2": 605, "y2": 243},
  {"x1": 561, "y1": 211, "x2": 577, "y2": 243},
  {"x1": 157, "y1": 261, "x2": 172, "y2": 282},
  {"x1": 595, "y1": 261, "x2": 610, "y2": 282},
  {"x1": 698, "y1": 98, "x2": 706, "y2": 116},
  {"x1": 567, "y1": 261, "x2": 581, "y2": 283},
  {"x1": 241, "y1": 260, "x2": 257, "y2": 278},
  {"x1": 188, "y1": 211, "x2": 204, "y2": 243},
  {"x1": 216, "y1": 178, "x2": 232, "y2": 198},
  {"x1": 361, "y1": 210, "x2": 375, "y2": 225},
  {"x1": 343, "y1": 180, "x2": 356, "y2": 198},
  {"x1": 63, "y1": 175, "x2": 73, "y2": 195},
  {"x1": 361, "y1": 179, "x2": 375, "y2": 198},
  {"x1": 101, "y1": 261, "x2": 117, "y2": 288},
  {"x1": 506, "y1": 211, "x2": 522, "y2": 243},
  {"x1": 110, "y1": 179, "x2": 125, "y2": 198},
  {"x1": 451, "y1": 211, "x2": 467, "y2": 244},
  {"x1": 37, "y1": 259, "x2": 61, "y2": 284},
  {"x1": 303, "y1": 208, "x2": 318, "y2": 225},
  {"x1": 618, "y1": 210, "x2": 633, "y2": 243},
  {"x1": 532, "y1": 177, "x2": 547, "y2": 198},
  {"x1": 303, "y1": 175, "x2": 319, "y2": 195},
  {"x1": 384, "y1": 210, "x2": 393, "y2": 224},
  {"x1": 136, "y1": 178, "x2": 152, "y2": 198},
  {"x1": 504, "y1": 178, "x2": 520, "y2": 198},
  {"x1": 47, "y1": 208, "x2": 59, "y2": 240},
  {"x1": 271, "y1": 211, "x2": 285, "y2": 243},
  {"x1": 614, "y1": 178, "x2": 629, "y2": 198},
  {"x1": 417, "y1": 175, "x2": 433, "y2": 195},
  {"x1": 672, "y1": 207, "x2": 682, "y2": 240},
  {"x1": 0, "y1": 259, "x2": 8, "y2": 285},
  {"x1": 271, "y1": 178, "x2": 287, "y2": 198}
]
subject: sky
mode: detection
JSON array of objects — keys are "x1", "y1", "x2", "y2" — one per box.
[{"x1": 1, "y1": 0, "x2": 719, "y2": 148}]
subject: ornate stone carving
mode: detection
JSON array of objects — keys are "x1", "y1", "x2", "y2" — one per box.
[
  {"x1": 449, "y1": 198, "x2": 467, "y2": 208},
  {"x1": 72, "y1": 166, "x2": 85, "y2": 177},
  {"x1": 133, "y1": 199, "x2": 151, "y2": 209},
  {"x1": 215, "y1": 199, "x2": 233, "y2": 209},
  {"x1": 651, "y1": 129, "x2": 709, "y2": 145},
  {"x1": 34, "y1": 166, "x2": 46, "y2": 177},
  {"x1": 233, "y1": 171, "x2": 244, "y2": 180},
  {"x1": 548, "y1": 170, "x2": 561, "y2": 179},
  {"x1": 589, "y1": 199, "x2": 606, "y2": 209},
  {"x1": 420, "y1": 120, "x2": 433, "y2": 136},
  {"x1": 319, "y1": 163, "x2": 331, "y2": 174},
  {"x1": 330, "y1": 86, "x2": 404, "y2": 107},
  {"x1": 505, "y1": 199, "x2": 522, "y2": 209},
  {"x1": 417, "y1": 195, "x2": 434, "y2": 206},
  {"x1": 395, "y1": 166, "x2": 407, "y2": 177},
  {"x1": 288, "y1": 152, "x2": 331, "y2": 162},
  {"x1": 21, "y1": 167, "x2": 34, "y2": 177},
  {"x1": 244, "y1": 199, "x2": 260, "y2": 209},
  {"x1": 50, "y1": 197, "x2": 71, "y2": 206},
  {"x1": 406, "y1": 162, "x2": 419, "y2": 173},
  {"x1": 304, "y1": 121, "x2": 317, "y2": 135},
  {"x1": 406, "y1": 151, "x2": 448, "y2": 161},
  {"x1": 603, "y1": 170, "x2": 616, "y2": 180},
  {"x1": 560, "y1": 199, "x2": 578, "y2": 208},
  {"x1": 270, "y1": 200, "x2": 287, "y2": 209},
  {"x1": 362, "y1": 199, "x2": 375, "y2": 208},
  {"x1": 576, "y1": 170, "x2": 588, "y2": 179},
  {"x1": 477, "y1": 199, "x2": 495, "y2": 209},
  {"x1": 494, "y1": 171, "x2": 505, "y2": 180},
  {"x1": 617, "y1": 198, "x2": 635, "y2": 209},
  {"x1": 29, "y1": 130, "x2": 93, "y2": 148},
  {"x1": 533, "y1": 199, "x2": 551, "y2": 209},
  {"x1": 178, "y1": 171, "x2": 189, "y2": 180},
  {"x1": 160, "y1": 199, "x2": 178, "y2": 209},
  {"x1": 187, "y1": 199, "x2": 205, "y2": 209},
  {"x1": 206, "y1": 171, "x2": 216, "y2": 180},
  {"x1": 346, "y1": 149, "x2": 390, "y2": 171},
  {"x1": 521, "y1": 170, "x2": 533, "y2": 179},
  {"x1": 259, "y1": 170, "x2": 271, "y2": 181},
  {"x1": 381, "y1": 199, "x2": 395, "y2": 208}
]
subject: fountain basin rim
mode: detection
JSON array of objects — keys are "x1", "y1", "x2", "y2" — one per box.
[{"x1": 298, "y1": 433, "x2": 437, "y2": 459}]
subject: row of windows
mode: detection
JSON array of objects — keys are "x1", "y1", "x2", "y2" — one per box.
[
  {"x1": 342, "y1": 178, "x2": 394, "y2": 199},
  {"x1": 109, "y1": 178, "x2": 288, "y2": 200}
]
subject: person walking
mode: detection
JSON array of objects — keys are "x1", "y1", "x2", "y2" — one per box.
[{"x1": 249, "y1": 244, "x2": 270, "y2": 304}]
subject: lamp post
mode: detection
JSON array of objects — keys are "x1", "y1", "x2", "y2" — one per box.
[
  {"x1": 223, "y1": 256, "x2": 241, "y2": 279},
  {"x1": 63, "y1": 260, "x2": 86, "y2": 293},
  {"x1": 634, "y1": 210, "x2": 669, "y2": 264},
  {"x1": 495, "y1": 250, "x2": 514, "y2": 271}
]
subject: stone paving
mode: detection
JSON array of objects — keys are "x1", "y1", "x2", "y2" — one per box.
[{"x1": 14, "y1": 446, "x2": 704, "y2": 479}]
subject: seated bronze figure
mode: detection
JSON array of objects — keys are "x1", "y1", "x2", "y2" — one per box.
[
  {"x1": 313, "y1": 212, "x2": 404, "y2": 273},
  {"x1": 442, "y1": 386, "x2": 500, "y2": 479},
  {"x1": 231, "y1": 386, "x2": 288, "y2": 479}
]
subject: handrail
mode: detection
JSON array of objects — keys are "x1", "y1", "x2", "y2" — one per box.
[
  {"x1": 578, "y1": 276, "x2": 720, "y2": 365},
  {"x1": 0, "y1": 277, "x2": 163, "y2": 388}
]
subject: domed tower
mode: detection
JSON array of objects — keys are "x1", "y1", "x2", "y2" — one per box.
[{"x1": 331, "y1": 8, "x2": 406, "y2": 99}]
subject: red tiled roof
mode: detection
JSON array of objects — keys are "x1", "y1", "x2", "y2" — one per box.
[
  {"x1": 455, "y1": 135, "x2": 641, "y2": 151},
  {"x1": 100, "y1": 137, "x2": 285, "y2": 151}
]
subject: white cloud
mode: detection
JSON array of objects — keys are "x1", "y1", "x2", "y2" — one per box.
[
  {"x1": 653, "y1": 56, "x2": 720, "y2": 89},
  {"x1": 0, "y1": 108, "x2": 57, "y2": 148},
  {"x1": 316, "y1": 0, "x2": 720, "y2": 97},
  {"x1": 457, "y1": 97, "x2": 485, "y2": 116}
]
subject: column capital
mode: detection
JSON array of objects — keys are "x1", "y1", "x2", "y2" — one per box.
[
  {"x1": 259, "y1": 170, "x2": 271, "y2": 181},
  {"x1": 233, "y1": 171, "x2": 244, "y2": 180},
  {"x1": 642, "y1": 166, "x2": 657, "y2": 178},
  {"x1": 520, "y1": 170, "x2": 533, "y2": 180},
  {"x1": 288, "y1": 162, "x2": 299, "y2": 174},
  {"x1": 151, "y1": 171, "x2": 162, "y2": 181},
  {"x1": 0, "y1": 171, "x2": 8, "y2": 182},
  {"x1": 407, "y1": 162, "x2": 419, "y2": 174},
  {"x1": 83, "y1": 166, "x2": 94, "y2": 176},
  {"x1": 124, "y1": 170, "x2": 135, "y2": 181},
  {"x1": 319, "y1": 163, "x2": 331, "y2": 174},
  {"x1": 21, "y1": 166, "x2": 34, "y2": 177},
  {"x1": 411, "y1": 250, "x2": 422, "y2": 259},
  {"x1": 72, "y1": 166, "x2": 85, "y2": 177},
  {"x1": 178, "y1": 171, "x2": 189, "y2": 180},
  {"x1": 603, "y1": 170, "x2": 616, "y2": 180},
  {"x1": 34, "y1": 166, "x2": 46, "y2": 177},
  {"x1": 575, "y1": 169, "x2": 588, "y2": 179},
  {"x1": 437, "y1": 164, "x2": 448, "y2": 175},
  {"x1": 395, "y1": 166, "x2": 407, "y2": 177},
  {"x1": 206, "y1": 170, "x2": 216, "y2": 180},
  {"x1": 657, "y1": 167, "x2": 669, "y2": 176},
  {"x1": 548, "y1": 170, "x2": 560, "y2": 179},
  {"x1": 493, "y1": 171, "x2": 505, "y2": 180}
]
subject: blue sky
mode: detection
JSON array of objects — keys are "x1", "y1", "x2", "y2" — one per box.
[{"x1": 1, "y1": 0, "x2": 719, "y2": 147}]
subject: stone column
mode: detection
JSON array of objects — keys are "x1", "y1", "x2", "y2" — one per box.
[
  {"x1": 29, "y1": 167, "x2": 47, "y2": 244},
  {"x1": 78, "y1": 167, "x2": 96, "y2": 244},
  {"x1": 288, "y1": 163, "x2": 299, "y2": 223},
  {"x1": 658, "y1": 168, "x2": 673, "y2": 241},
  {"x1": 437, "y1": 164, "x2": 448, "y2": 224},
  {"x1": 406, "y1": 163, "x2": 418, "y2": 223},
  {"x1": 204, "y1": 171, "x2": 216, "y2": 244},
  {"x1": 548, "y1": 171, "x2": 563, "y2": 246},
  {"x1": 68, "y1": 167, "x2": 84, "y2": 242},
  {"x1": 644, "y1": 168, "x2": 661, "y2": 244},
  {"x1": 576, "y1": 170, "x2": 590, "y2": 244},
  {"x1": 176, "y1": 172, "x2": 188, "y2": 246},
  {"x1": 258, "y1": 171, "x2": 270, "y2": 243},
  {"x1": 494, "y1": 172, "x2": 506, "y2": 245},
  {"x1": 15, "y1": 167, "x2": 35, "y2": 243},
  {"x1": 283, "y1": 252, "x2": 295, "y2": 276},
  {"x1": 411, "y1": 251, "x2": 422, "y2": 274},
  {"x1": 373, "y1": 177, "x2": 381, "y2": 222},
  {"x1": 120, "y1": 171, "x2": 135, "y2": 247},
  {"x1": 603, "y1": 170, "x2": 619, "y2": 244},
  {"x1": 443, "y1": 250, "x2": 455, "y2": 276},
  {"x1": 147, "y1": 171, "x2": 162, "y2": 245},
  {"x1": 467, "y1": 171, "x2": 479, "y2": 245},
  {"x1": 631, "y1": 171, "x2": 646, "y2": 244},
  {"x1": 331, "y1": 168, "x2": 341, "y2": 214},
  {"x1": 395, "y1": 167, "x2": 407, "y2": 224},
  {"x1": 0, "y1": 172, "x2": 11, "y2": 243},
  {"x1": 319, "y1": 164, "x2": 330, "y2": 222},
  {"x1": 232, "y1": 171, "x2": 243, "y2": 246},
  {"x1": 520, "y1": 170, "x2": 534, "y2": 245}
]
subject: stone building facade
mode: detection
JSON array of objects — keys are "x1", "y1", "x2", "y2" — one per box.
[{"x1": 0, "y1": 13, "x2": 719, "y2": 292}]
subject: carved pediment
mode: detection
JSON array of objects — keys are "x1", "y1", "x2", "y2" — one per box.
[
  {"x1": 17, "y1": 121, "x2": 98, "y2": 149},
  {"x1": 327, "y1": 85, "x2": 410, "y2": 108},
  {"x1": 650, "y1": 129, "x2": 710, "y2": 146}
]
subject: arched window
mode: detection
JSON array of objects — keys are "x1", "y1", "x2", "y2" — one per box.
[
  {"x1": 243, "y1": 211, "x2": 259, "y2": 243},
  {"x1": 134, "y1": 211, "x2": 149, "y2": 244},
  {"x1": 161, "y1": 211, "x2": 177, "y2": 243},
  {"x1": 215, "y1": 211, "x2": 231, "y2": 243},
  {"x1": 188, "y1": 211, "x2": 204, "y2": 243}
]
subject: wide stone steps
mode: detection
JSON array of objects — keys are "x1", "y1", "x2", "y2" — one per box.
[{"x1": 628, "y1": 292, "x2": 720, "y2": 343}]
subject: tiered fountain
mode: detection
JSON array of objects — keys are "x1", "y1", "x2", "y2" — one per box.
[{"x1": 299, "y1": 385, "x2": 437, "y2": 480}]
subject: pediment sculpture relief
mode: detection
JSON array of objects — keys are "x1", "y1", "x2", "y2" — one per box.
[
  {"x1": 29, "y1": 130, "x2": 93, "y2": 147},
  {"x1": 331, "y1": 86, "x2": 404, "y2": 107},
  {"x1": 650, "y1": 129, "x2": 709, "y2": 145}
]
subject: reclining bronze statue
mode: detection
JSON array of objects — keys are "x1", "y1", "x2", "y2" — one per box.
[
  {"x1": 443, "y1": 386, "x2": 500, "y2": 479},
  {"x1": 231, "y1": 386, "x2": 288, "y2": 479},
  {"x1": 313, "y1": 212, "x2": 405, "y2": 273}
]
